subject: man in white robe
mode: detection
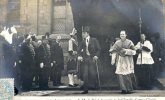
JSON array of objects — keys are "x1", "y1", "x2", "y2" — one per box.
[
  {"x1": 110, "y1": 30, "x2": 136, "y2": 94},
  {"x1": 135, "y1": 33, "x2": 155, "y2": 89}
]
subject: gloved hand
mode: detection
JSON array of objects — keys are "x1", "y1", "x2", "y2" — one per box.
[
  {"x1": 53, "y1": 61, "x2": 56, "y2": 64},
  {"x1": 14, "y1": 62, "x2": 17, "y2": 68},
  {"x1": 93, "y1": 56, "x2": 98, "y2": 62},
  {"x1": 78, "y1": 56, "x2": 83, "y2": 61},
  {"x1": 40, "y1": 62, "x2": 44, "y2": 68},
  {"x1": 51, "y1": 63, "x2": 53, "y2": 67},
  {"x1": 19, "y1": 60, "x2": 21, "y2": 63}
]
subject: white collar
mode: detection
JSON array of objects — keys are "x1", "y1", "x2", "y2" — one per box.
[
  {"x1": 86, "y1": 36, "x2": 90, "y2": 40},
  {"x1": 71, "y1": 37, "x2": 75, "y2": 41}
]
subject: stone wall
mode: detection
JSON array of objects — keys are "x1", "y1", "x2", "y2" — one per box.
[
  {"x1": 163, "y1": 0, "x2": 165, "y2": 38},
  {"x1": 0, "y1": 0, "x2": 7, "y2": 30},
  {"x1": 20, "y1": 0, "x2": 38, "y2": 34},
  {"x1": 20, "y1": 0, "x2": 52, "y2": 35},
  {"x1": 38, "y1": 0, "x2": 52, "y2": 35}
]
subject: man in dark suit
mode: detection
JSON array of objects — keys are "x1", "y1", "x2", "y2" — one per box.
[
  {"x1": 37, "y1": 36, "x2": 51, "y2": 89},
  {"x1": 20, "y1": 34, "x2": 35, "y2": 91},
  {"x1": 50, "y1": 35, "x2": 64, "y2": 86},
  {"x1": 31, "y1": 35, "x2": 40, "y2": 86},
  {"x1": 78, "y1": 26, "x2": 101, "y2": 94}
]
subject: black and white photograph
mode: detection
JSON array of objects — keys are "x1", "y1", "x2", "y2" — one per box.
[{"x1": 0, "y1": 0, "x2": 165, "y2": 99}]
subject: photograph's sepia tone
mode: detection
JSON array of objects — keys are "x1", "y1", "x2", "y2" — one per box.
[{"x1": 0, "y1": 0, "x2": 165, "y2": 99}]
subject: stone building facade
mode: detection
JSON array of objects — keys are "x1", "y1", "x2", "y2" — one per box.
[
  {"x1": 0, "y1": 0, "x2": 74, "y2": 34},
  {"x1": 1, "y1": 0, "x2": 165, "y2": 37},
  {"x1": 0, "y1": 0, "x2": 75, "y2": 70},
  {"x1": 0, "y1": 0, "x2": 165, "y2": 67},
  {"x1": 0, "y1": 0, "x2": 165, "y2": 87}
]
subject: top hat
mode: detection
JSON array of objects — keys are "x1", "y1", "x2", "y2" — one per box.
[{"x1": 83, "y1": 26, "x2": 90, "y2": 33}]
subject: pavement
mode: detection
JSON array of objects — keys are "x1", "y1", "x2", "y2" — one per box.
[
  {"x1": 14, "y1": 76, "x2": 165, "y2": 97},
  {"x1": 16, "y1": 90, "x2": 165, "y2": 97}
]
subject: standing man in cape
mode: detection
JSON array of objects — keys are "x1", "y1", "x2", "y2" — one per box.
[{"x1": 78, "y1": 26, "x2": 101, "y2": 94}]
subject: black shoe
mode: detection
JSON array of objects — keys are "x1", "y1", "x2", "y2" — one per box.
[
  {"x1": 53, "y1": 83, "x2": 57, "y2": 86},
  {"x1": 136, "y1": 86, "x2": 143, "y2": 90},
  {"x1": 68, "y1": 84, "x2": 75, "y2": 87},
  {"x1": 59, "y1": 83, "x2": 64, "y2": 85},
  {"x1": 126, "y1": 91, "x2": 132, "y2": 94},
  {"x1": 39, "y1": 86, "x2": 49, "y2": 90},
  {"x1": 81, "y1": 91, "x2": 88, "y2": 94},
  {"x1": 121, "y1": 90, "x2": 127, "y2": 94},
  {"x1": 14, "y1": 87, "x2": 19, "y2": 95},
  {"x1": 74, "y1": 84, "x2": 79, "y2": 87}
]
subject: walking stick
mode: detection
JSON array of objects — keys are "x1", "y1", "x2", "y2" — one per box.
[
  {"x1": 76, "y1": 59, "x2": 80, "y2": 79},
  {"x1": 139, "y1": 8, "x2": 143, "y2": 65},
  {"x1": 95, "y1": 59, "x2": 101, "y2": 90}
]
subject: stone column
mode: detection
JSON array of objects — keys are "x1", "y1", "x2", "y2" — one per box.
[
  {"x1": 0, "y1": 0, "x2": 8, "y2": 29},
  {"x1": 20, "y1": 0, "x2": 38, "y2": 34},
  {"x1": 162, "y1": 0, "x2": 165, "y2": 38},
  {"x1": 38, "y1": 0, "x2": 52, "y2": 35}
]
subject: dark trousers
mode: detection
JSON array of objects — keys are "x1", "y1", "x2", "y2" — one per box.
[
  {"x1": 82, "y1": 56, "x2": 98, "y2": 91},
  {"x1": 32, "y1": 63, "x2": 40, "y2": 85},
  {"x1": 21, "y1": 69, "x2": 33, "y2": 91},
  {"x1": 39, "y1": 67, "x2": 50, "y2": 89},
  {"x1": 14, "y1": 63, "x2": 21, "y2": 90},
  {"x1": 153, "y1": 59, "x2": 163, "y2": 77},
  {"x1": 51, "y1": 64, "x2": 62, "y2": 85},
  {"x1": 4, "y1": 57, "x2": 15, "y2": 78},
  {"x1": 135, "y1": 64, "x2": 154, "y2": 89},
  {"x1": 0, "y1": 56, "x2": 4, "y2": 78}
]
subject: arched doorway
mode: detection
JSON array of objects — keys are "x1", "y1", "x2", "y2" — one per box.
[{"x1": 68, "y1": 0, "x2": 164, "y2": 88}]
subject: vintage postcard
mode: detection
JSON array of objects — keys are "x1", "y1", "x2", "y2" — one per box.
[{"x1": 0, "y1": 0, "x2": 165, "y2": 100}]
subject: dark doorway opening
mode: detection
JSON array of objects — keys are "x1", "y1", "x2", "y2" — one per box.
[{"x1": 69, "y1": 0, "x2": 164, "y2": 88}]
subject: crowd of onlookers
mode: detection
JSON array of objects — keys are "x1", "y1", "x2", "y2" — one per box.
[{"x1": 0, "y1": 26, "x2": 64, "y2": 91}]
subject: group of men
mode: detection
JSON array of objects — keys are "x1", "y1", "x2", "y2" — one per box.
[
  {"x1": 0, "y1": 27, "x2": 64, "y2": 91},
  {"x1": 20, "y1": 33, "x2": 64, "y2": 91}
]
